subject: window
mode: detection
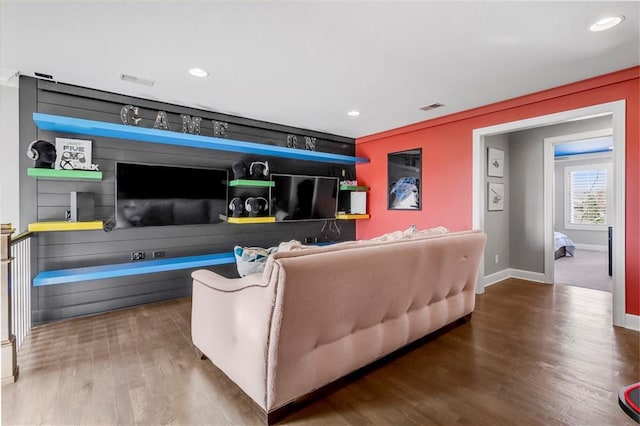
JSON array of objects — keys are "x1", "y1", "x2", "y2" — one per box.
[{"x1": 564, "y1": 163, "x2": 611, "y2": 230}]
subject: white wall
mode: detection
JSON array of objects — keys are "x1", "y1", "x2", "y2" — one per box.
[{"x1": 1, "y1": 83, "x2": 20, "y2": 231}]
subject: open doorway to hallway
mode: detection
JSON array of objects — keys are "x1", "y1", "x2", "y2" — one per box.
[{"x1": 472, "y1": 100, "x2": 626, "y2": 327}]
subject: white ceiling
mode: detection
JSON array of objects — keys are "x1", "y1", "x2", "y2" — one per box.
[{"x1": 1, "y1": 1, "x2": 638, "y2": 139}]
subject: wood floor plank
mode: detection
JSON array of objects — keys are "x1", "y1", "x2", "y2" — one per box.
[{"x1": 2, "y1": 279, "x2": 638, "y2": 425}]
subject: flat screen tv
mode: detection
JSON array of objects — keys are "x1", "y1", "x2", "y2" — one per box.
[
  {"x1": 270, "y1": 174, "x2": 339, "y2": 221},
  {"x1": 116, "y1": 162, "x2": 228, "y2": 228}
]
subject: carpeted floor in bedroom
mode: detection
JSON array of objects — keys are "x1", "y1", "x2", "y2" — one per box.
[{"x1": 554, "y1": 248, "x2": 612, "y2": 292}]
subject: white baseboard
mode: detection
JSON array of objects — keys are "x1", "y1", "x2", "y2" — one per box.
[
  {"x1": 575, "y1": 244, "x2": 608, "y2": 252},
  {"x1": 624, "y1": 313, "x2": 640, "y2": 331},
  {"x1": 510, "y1": 269, "x2": 547, "y2": 283},
  {"x1": 482, "y1": 269, "x2": 512, "y2": 288},
  {"x1": 482, "y1": 268, "x2": 547, "y2": 287}
]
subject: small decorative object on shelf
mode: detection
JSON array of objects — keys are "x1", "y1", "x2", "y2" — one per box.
[
  {"x1": 249, "y1": 161, "x2": 269, "y2": 180},
  {"x1": 26, "y1": 139, "x2": 56, "y2": 169},
  {"x1": 229, "y1": 197, "x2": 244, "y2": 217},
  {"x1": 350, "y1": 192, "x2": 367, "y2": 214},
  {"x1": 232, "y1": 161, "x2": 248, "y2": 180},
  {"x1": 245, "y1": 197, "x2": 269, "y2": 217},
  {"x1": 55, "y1": 138, "x2": 99, "y2": 171}
]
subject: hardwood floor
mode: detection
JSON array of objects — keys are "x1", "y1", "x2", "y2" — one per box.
[{"x1": 2, "y1": 279, "x2": 638, "y2": 425}]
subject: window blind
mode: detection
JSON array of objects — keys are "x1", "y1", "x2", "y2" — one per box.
[{"x1": 569, "y1": 168, "x2": 608, "y2": 225}]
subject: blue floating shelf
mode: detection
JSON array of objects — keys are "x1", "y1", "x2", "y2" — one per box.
[
  {"x1": 33, "y1": 252, "x2": 236, "y2": 286},
  {"x1": 33, "y1": 113, "x2": 369, "y2": 165}
]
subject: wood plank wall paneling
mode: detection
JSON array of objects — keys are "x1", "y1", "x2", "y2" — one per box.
[{"x1": 21, "y1": 77, "x2": 356, "y2": 323}]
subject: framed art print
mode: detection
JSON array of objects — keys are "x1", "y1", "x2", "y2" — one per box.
[
  {"x1": 388, "y1": 148, "x2": 421, "y2": 210},
  {"x1": 487, "y1": 147, "x2": 504, "y2": 177},
  {"x1": 488, "y1": 182, "x2": 504, "y2": 211}
]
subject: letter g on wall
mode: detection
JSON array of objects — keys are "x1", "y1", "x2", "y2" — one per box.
[{"x1": 120, "y1": 105, "x2": 142, "y2": 125}]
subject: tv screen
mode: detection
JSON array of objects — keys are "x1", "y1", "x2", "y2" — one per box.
[
  {"x1": 116, "y1": 162, "x2": 228, "y2": 228},
  {"x1": 270, "y1": 174, "x2": 339, "y2": 221}
]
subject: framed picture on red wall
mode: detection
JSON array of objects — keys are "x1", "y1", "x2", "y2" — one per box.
[{"x1": 388, "y1": 148, "x2": 421, "y2": 210}]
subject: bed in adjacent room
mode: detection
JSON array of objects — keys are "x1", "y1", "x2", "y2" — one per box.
[{"x1": 554, "y1": 231, "x2": 576, "y2": 259}]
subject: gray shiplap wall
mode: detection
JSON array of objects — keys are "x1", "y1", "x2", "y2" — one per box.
[{"x1": 20, "y1": 77, "x2": 356, "y2": 323}]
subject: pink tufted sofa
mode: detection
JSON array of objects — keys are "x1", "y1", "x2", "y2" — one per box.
[{"x1": 191, "y1": 229, "x2": 486, "y2": 423}]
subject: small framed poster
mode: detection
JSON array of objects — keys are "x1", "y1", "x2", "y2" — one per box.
[
  {"x1": 488, "y1": 182, "x2": 504, "y2": 211},
  {"x1": 55, "y1": 138, "x2": 92, "y2": 170},
  {"x1": 388, "y1": 148, "x2": 422, "y2": 210},
  {"x1": 487, "y1": 147, "x2": 504, "y2": 177}
]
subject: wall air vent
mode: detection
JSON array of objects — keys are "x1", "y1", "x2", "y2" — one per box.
[
  {"x1": 120, "y1": 73, "x2": 155, "y2": 87},
  {"x1": 419, "y1": 103, "x2": 445, "y2": 111}
]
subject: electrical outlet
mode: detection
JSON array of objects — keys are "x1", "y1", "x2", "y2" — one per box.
[
  {"x1": 153, "y1": 251, "x2": 165, "y2": 258},
  {"x1": 495, "y1": 254, "x2": 499, "y2": 264},
  {"x1": 131, "y1": 252, "x2": 145, "y2": 261}
]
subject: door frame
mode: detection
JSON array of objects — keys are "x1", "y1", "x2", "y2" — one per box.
[
  {"x1": 472, "y1": 100, "x2": 626, "y2": 327},
  {"x1": 543, "y1": 128, "x2": 613, "y2": 285}
]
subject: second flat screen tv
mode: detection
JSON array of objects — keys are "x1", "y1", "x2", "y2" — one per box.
[
  {"x1": 116, "y1": 162, "x2": 228, "y2": 228},
  {"x1": 270, "y1": 174, "x2": 339, "y2": 221}
]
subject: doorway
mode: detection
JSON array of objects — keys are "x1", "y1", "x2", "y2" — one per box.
[
  {"x1": 472, "y1": 100, "x2": 626, "y2": 327},
  {"x1": 545, "y1": 130, "x2": 614, "y2": 293}
]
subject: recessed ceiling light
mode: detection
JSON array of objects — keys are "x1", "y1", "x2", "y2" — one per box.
[
  {"x1": 347, "y1": 110, "x2": 361, "y2": 117},
  {"x1": 189, "y1": 68, "x2": 209, "y2": 78},
  {"x1": 590, "y1": 16, "x2": 625, "y2": 32}
]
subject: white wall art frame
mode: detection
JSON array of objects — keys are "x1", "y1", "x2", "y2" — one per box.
[
  {"x1": 487, "y1": 182, "x2": 504, "y2": 211},
  {"x1": 487, "y1": 147, "x2": 504, "y2": 177}
]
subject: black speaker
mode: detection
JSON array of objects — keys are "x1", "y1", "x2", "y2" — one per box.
[{"x1": 69, "y1": 192, "x2": 95, "y2": 222}]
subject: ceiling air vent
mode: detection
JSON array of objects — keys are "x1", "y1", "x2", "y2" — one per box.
[
  {"x1": 419, "y1": 103, "x2": 445, "y2": 111},
  {"x1": 34, "y1": 72, "x2": 54, "y2": 80},
  {"x1": 120, "y1": 73, "x2": 155, "y2": 87}
]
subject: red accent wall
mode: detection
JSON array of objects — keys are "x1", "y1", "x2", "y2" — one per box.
[{"x1": 355, "y1": 66, "x2": 639, "y2": 316}]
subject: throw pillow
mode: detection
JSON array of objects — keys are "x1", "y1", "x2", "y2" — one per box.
[
  {"x1": 277, "y1": 240, "x2": 308, "y2": 252},
  {"x1": 233, "y1": 245, "x2": 278, "y2": 277},
  {"x1": 370, "y1": 225, "x2": 418, "y2": 242},
  {"x1": 418, "y1": 226, "x2": 449, "y2": 236}
]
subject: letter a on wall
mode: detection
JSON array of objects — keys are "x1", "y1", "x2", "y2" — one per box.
[{"x1": 153, "y1": 111, "x2": 170, "y2": 130}]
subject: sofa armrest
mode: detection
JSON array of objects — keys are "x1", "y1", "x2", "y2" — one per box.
[
  {"x1": 191, "y1": 269, "x2": 266, "y2": 292},
  {"x1": 191, "y1": 268, "x2": 274, "y2": 410}
]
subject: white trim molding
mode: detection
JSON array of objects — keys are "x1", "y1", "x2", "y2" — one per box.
[
  {"x1": 624, "y1": 314, "x2": 640, "y2": 332},
  {"x1": 482, "y1": 269, "x2": 513, "y2": 288},
  {"x1": 482, "y1": 268, "x2": 548, "y2": 288}
]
